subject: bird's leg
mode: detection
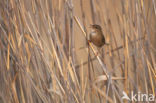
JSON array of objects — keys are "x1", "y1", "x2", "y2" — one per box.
[
  {"x1": 94, "y1": 47, "x2": 102, "y2": 57},
  {"x1": 95, "y1": 52, "x2": 99, "y2": 56},
  {"x1": 97, "y1": 47, "x2": 103, "y2": 54}
]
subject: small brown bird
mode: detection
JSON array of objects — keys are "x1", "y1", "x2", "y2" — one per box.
[{"x1": 89, "y1": 24, "x2": 106, "y2": 47}]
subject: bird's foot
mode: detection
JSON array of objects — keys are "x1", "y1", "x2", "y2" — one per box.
[{"x1": 95, "y1": 52, "x2": 99, "y2": 56}]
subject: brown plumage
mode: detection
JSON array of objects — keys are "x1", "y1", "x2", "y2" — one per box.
[{"x1": 89, "y1": 24, "x2": 106, "y2": 47}]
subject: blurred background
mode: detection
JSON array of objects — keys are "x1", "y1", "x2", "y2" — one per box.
[{"x1": 0, "y1": 0, "x2": 156, "y2": 103}]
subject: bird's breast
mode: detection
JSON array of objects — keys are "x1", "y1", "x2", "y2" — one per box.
[{"x1": 90, "y1": 31, "x2": 105, "y2": 47}]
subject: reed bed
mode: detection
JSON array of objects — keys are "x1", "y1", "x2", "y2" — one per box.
[{"x1": 0, "y1": 0, "x2": 156, "y2": 103}]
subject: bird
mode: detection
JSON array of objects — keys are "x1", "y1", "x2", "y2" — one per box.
[{"x1": 89, "y1": 24, "x2": 107, "y2": 48}]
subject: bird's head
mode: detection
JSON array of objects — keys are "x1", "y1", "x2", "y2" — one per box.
[{"x1": 90, "y1": 24, "x2": 102, "y2": 30}]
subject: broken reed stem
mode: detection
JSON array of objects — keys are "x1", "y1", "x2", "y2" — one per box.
[{"x1": 74, "y1": 16, "x2": 109, "y2": 79}]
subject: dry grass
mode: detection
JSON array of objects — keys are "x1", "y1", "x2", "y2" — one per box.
[{"x1": 0, "y1": 0, "x2": 156, "y2": 103}]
